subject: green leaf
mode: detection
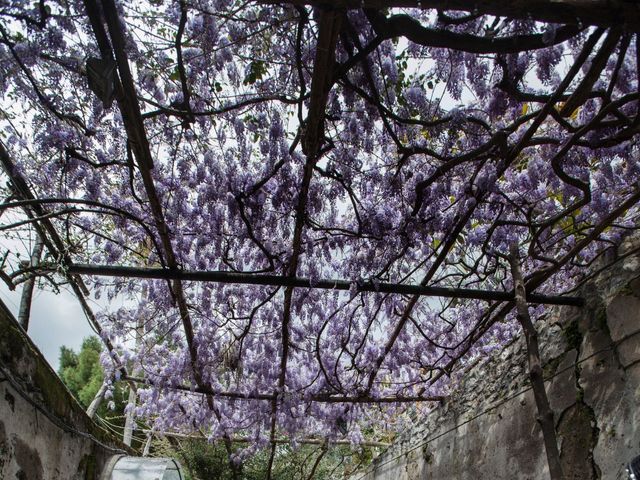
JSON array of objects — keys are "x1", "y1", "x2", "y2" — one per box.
[{"x1": 243, "y1": 60, "x2": 267, "y2": 86}]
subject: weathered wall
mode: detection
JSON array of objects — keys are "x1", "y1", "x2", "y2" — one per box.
[
  {"x1": 355, "y1": 240, "x2": 640, "y2": 480},
  {"x1": 0, "y1": 300, "x2": 130, "y2": 479}
]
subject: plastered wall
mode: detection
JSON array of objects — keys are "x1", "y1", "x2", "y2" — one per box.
[{"x1": 0, "y1": 301, "x2": 130, "y2": 479}]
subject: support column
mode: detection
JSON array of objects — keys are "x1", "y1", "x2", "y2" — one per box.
[{"x1": 17, "y1": 234, "x2": 43, "y2": 331}]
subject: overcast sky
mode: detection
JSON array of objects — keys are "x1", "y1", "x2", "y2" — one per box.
[{"x1": 0, "y1": 283, "x2": 95, "y2": 372}]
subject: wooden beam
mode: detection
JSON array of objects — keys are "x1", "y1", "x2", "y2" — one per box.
[
  {"x1": 83, "y1": 0, "x2": 204, "y2": 398},
  {"x1": 268, "y1": 9, "x2": 345, "y2": 478}
]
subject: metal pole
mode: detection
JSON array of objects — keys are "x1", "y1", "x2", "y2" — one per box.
[{"x1": 56, "y1": 263, "x2": 584, "y2": 307}]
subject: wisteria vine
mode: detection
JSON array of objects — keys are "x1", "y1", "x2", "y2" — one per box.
[{"x1": 0, "y1": 0, "x2": 638, "y2": 473}]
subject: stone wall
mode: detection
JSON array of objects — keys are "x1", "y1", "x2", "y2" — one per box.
[
  {"x1": 355, "y1": 241, "x2": 640, "y2": 480},
  {"x1": 0, "y1": 300, "x2": 130, "y2": 479}
]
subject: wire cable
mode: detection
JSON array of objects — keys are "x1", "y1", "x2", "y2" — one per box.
[
  {"x1": 352, "y1": 328, "x2": 640, "y2": 479},
  {"x1": 0, "y1": 362, "x2": 128, "y2": 454}
]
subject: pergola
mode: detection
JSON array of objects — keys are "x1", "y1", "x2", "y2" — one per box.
[{"x1": 0, "y1": 0, "x2": 638, "y2": 478}]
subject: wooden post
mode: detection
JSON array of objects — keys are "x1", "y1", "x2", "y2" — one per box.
[
  {"x1": 509, "y1": 244, "x2": 564, "y2": 480},
  {"x1": 86, "y1": 380, "x2": 108, "y2": 419},
  {"x1": 17, "y1": 234, "x2": 43, "y2": 331},
  {"x1": 142, "y1": 433, "x2": 153, "y2": 456},
  {"x1": 123, "y1": 310, "x2": 144, "y2": 447}
]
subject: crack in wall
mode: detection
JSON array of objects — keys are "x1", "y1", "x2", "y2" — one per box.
[
  {"x1": 556, "y1": 319, "x2": 600, "y2": 480},
  {"x1": 353, "y1": 247, "x2": 640, "y2": 480}
]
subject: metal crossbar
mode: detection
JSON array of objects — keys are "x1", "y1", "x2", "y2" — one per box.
[{"x1": 57, "y1": 263, "x2": 584, "y2": 306}]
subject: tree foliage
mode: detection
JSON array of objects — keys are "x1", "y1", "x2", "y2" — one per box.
[
  {"x1": 59, "y1": 336, "x2": 106, "y2": 406},
  {"x1": 172, "y1": 439, "x2": 365, "y2": 480},
  {"x1": 58, "y1": 336, "x2": 128, "y2": 428}
]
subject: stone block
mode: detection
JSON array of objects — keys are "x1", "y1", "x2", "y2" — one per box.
[
  {"x1": 547, "y1": 349, "x2": 578, "y2": 414},
  {"x1": 606, "y1": 295, "x2": 640, "y2": 368}
]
